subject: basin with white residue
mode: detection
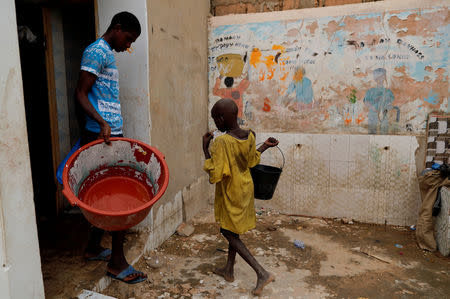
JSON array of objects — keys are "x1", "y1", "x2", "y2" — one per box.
[{"x1": 62, "y1": 138, "x2": 169, "y2": 231}]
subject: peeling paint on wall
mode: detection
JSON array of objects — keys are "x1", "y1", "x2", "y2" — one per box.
[{"x1": 209, "y1": 5, "x2": 449, "y2": 134}]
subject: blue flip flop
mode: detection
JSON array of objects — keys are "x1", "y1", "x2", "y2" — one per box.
[
  {"x1": 85, "y1": 249, "x2": 111, "y2": 261},
  {"x1": 107, "y1": 265, "x2": 147, "y2": 284}
]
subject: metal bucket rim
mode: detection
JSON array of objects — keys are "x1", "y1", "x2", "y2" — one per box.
[{"x1": 252, "y1": 164, "x2": 283, "y2": 174}]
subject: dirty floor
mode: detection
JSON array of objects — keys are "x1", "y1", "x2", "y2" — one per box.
[
  {"x1": 92, "y1": 205, "x2": 450, "y2": 299},
  {"x1": 39, "y1": 205, "x2": 450, "y2": 298},
  {"x1": 39, "y1": 209, "x2": 146, "y2": 299}
]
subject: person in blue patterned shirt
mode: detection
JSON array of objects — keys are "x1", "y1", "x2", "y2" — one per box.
[{"x1": 75, "y1": 11, "x2": 146, "y2": 284}]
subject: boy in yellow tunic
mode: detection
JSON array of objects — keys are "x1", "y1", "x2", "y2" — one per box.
[{"x1": 203, "y1": 99, "x2": 278, "y2": 296}]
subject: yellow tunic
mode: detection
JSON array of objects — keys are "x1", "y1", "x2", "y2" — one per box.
[{"x1": 204, "y1": 132, "x2": 261, "y2": 234}]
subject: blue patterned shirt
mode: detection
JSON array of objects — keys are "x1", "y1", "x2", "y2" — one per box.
[{"x1": 81, "y1": 38, "x2": 122, "y2": 134}]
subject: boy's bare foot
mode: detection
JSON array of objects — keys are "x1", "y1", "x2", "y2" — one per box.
[
  {"x1": 213, "y1": 267, "x2": 235, "y2": 282},
  {"x1": 252, "y1": 272, "x2": 275, "y2": 296}
]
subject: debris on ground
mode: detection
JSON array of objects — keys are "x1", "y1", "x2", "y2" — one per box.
[
  {"x1": 267, "y1": 225, "x2": 277, "y2": 231},
  {"x1": 341, "y1": 217, "x2": 354, "y2": 225},
  {"x1": 294, "y1": 239, "x2": 305, "y2": 249},
  {"x1": 351, "y1": 246, "x2": 392, "y2": 264},
  {"x1": 144, "y1": 253, "x2": 166, "y2": 269},
  {"x1": 307, "y1": 218, "x2": 329, "y2": 227},
  {"x1": 47, "y1": 206, "x2": 450, "y2": 299},
  {"x1": 176, "y1": 222, "x2": 195, "y2": 237},
  {"x1": 78, "y1": 290, "x2": 117, "y2": 299}
]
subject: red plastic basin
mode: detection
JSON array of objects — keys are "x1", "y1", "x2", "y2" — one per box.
[{"x1": 62, "y1": 137, "x2": 169, "y2": 231}]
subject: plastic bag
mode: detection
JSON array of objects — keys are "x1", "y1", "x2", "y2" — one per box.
[{"x1": 56, "y1": 139, "x2": 80, "y2": 184}]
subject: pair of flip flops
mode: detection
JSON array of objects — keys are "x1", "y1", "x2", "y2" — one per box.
[
  {"x1": 85, "y1": 248, "x2": 112, "y2": 261},
  {"x1": 107, "y1": 265, "x2": 147, "y2": 284},
  {"x1": 86, "y1": 249, "x2": 147, "y2": 284}
]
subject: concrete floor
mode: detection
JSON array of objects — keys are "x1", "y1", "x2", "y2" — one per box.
[{"x1": 94, "y1": 205, "x2": 450, "y2": 299}]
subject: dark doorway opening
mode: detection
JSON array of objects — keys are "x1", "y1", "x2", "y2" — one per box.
[
  {"x1": 16, "y1": 2, "x2": 55, "y2": 222},
  {"x1": 15, "y1": 1, "x2": 102, "y2": 297}
]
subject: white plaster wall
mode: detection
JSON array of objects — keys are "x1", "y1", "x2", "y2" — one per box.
[
  {"x1": 96, "y1": 0, "x2": 151, "y2": 143},
  {"x1": 95, "y1": 0, "x2": 212, "y2": 255},
  {"x1": 146, "y1": 0, "x2": 211, "y2": 246},
  {"x1": 0, "y1": 0, "x2": 45, "y2": 298}
]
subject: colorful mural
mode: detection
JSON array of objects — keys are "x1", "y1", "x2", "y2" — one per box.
[{"x1": 208, "y1": 6, "x2": 449, "y2": 134}]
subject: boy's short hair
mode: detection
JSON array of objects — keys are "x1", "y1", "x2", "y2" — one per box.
[
  {"x1": 108, "y1": 11, "x2": 141, "y2": 35},
  {"x1": 224, "y1": 77, "x2": 234, "y2": 88}
]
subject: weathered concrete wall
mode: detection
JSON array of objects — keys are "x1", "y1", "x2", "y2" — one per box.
[
  {"x1": 0, "y1": 0, "x2": 45, "y2": 297},
  {"x1": 145, "y1": 0, "x2": 213, "y2": 249},
  {"x1": 97, "y1": 0, "x2": 152, "y2": 144},
  {"x1": 208, "y1": 0, "x2": 448, "y2": 225},
  {"x1": 209, "y1": 1, "x2": 449, "y2": 134},
  {"x1": 211, "y1": 0, "x2": 380, "y2": 16}
]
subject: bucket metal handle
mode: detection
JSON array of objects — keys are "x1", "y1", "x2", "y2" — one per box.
[{"x1": 257, "y1": 143, "x2": 285, "y2": 169}]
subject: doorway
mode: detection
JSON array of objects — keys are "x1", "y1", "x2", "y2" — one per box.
[
  {"x1": 16, "y1": 0, "x2": 96, "y2": 216},
  {"x1": 16, "y1": 1, "x2": 55, "y2": 223},
  {"x1": 15, "y1": 1, "x2": 100, "y2": 297}
]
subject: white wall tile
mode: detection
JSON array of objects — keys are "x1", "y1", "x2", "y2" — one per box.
[
  {"x1": 327, "y1": 187, "x2": 351, "y2": 218},
  {"x1": 349, "y1": 135, "x2": 370, "y2": 162},
  {"x1": 311, "y1": 159, "x2": 330, "y2": 189},
  {"x1": 330, "y1": 135, "x2": 350, "y2": 162},
  {"x1": 388, "y1": 135, "x2": 412, "y2": 164},
  {"x1": 312, "y1": 134, "x2": 331, "y2": 161},
  {"x1": 330, "y1": 161, "x2": 349, "y2": 188}
]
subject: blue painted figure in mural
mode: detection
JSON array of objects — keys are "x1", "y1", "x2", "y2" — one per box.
[
  {"x1": 363, "y1": 68, "x2": 395, "y2": 134},
  {"x1": 284, "y1": 67, "x2": 314, "y2": 111}
]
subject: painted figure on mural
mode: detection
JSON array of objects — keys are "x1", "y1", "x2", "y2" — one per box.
[
  {"x1": 363, "y1": 68, "x2": 397, "y2": 134},
  {"x1": 284, "y1": 67, "x2": 314, "y2": 111},
  {"x1": 213, "y1": 73, "x2": 250, "y2": 125}
]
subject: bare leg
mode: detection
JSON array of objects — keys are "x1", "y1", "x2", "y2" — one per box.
[
  {"x1": 213, "y1": 243, "x2": 236, "y2": 282},
  {"x1": 107, "y1": 231, "x2": 147, "y2": 282},
  {"x1": 84, "y1": 227, "x2": 108, "y2": 258},
  {"x1": 220, "y1": 229, "x2": 274, "y2": 295}
]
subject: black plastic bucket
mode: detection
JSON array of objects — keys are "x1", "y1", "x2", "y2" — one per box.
[{"x1": 250, "y1": 145, "x2": 284, "y2": 200}]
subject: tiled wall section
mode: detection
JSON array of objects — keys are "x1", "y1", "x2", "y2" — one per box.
[
  {"x1": 255, "y1": 133, "x2": 421, "y2": 225},
  {"x1": 136, "y1": 175, "x2": 214, "y2": 252}
]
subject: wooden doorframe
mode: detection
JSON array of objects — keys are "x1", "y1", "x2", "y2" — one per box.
[
  {"x1": 42, "y1": 7, "x2": 63, "y2": 216},
  {"x1": 94, "y1": 0, "x2": 99, "y2": 37}
]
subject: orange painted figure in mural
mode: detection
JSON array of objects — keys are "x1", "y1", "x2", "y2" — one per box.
[{"x1": 213, "y1": 73, "x2": 250, "y2": 124}]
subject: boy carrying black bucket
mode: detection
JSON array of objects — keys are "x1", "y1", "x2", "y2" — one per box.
[{"x1": 202, "y1": 99, "x2": 279, "y2": 296}]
